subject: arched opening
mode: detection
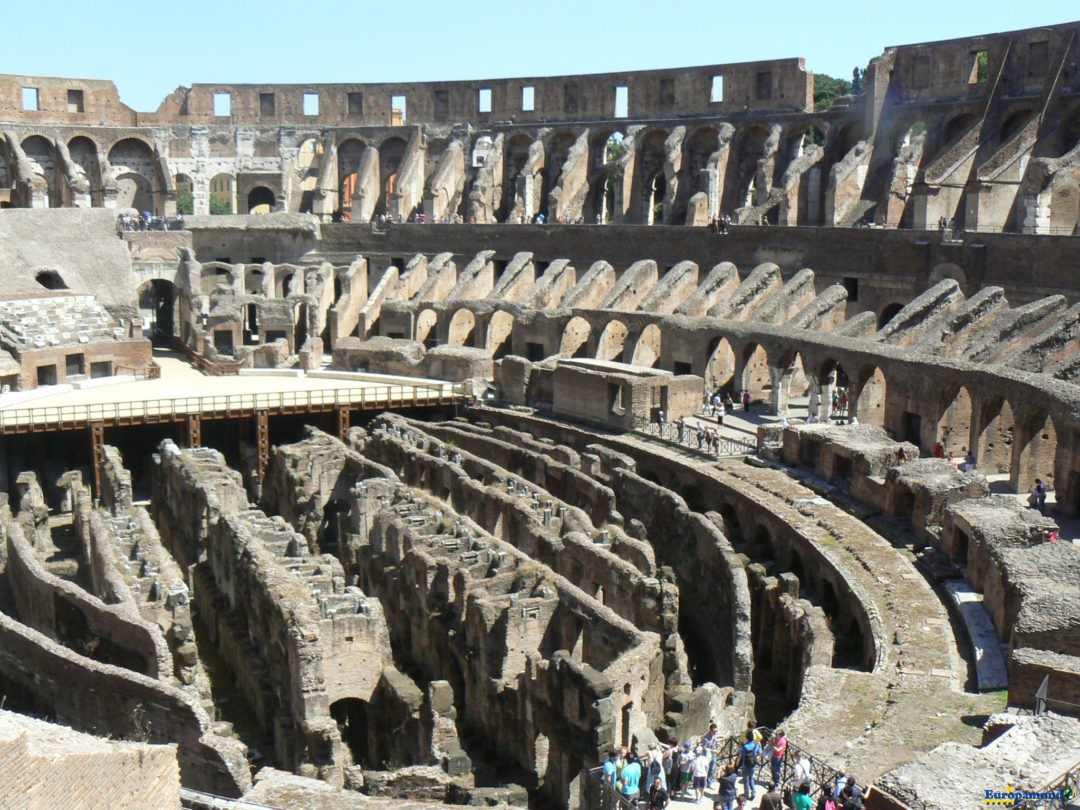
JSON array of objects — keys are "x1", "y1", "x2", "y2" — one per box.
[
  {"x1": 776, "y1": 350, "x2": 810, "y2": 415},
  {"x1": 174, "y1": 173, "x2": 194, "y2": 215},
  {"x1": 277, "y1": 270, "x2": 295, "y2": 298},
  {"x1": 937, "y1": 386, "x2": 973, "y2": 457},
  {"x1": 739, "y1": 343, "x2": 771, "y2": 403},
  {"x1": 976, "y1": 398, "x2": 1016, "y2": 474},
  {"x1": 246, "y1": 186, "x2": 276, "y2": 214},
  {"x1": 638, "y1": 130, "x2": 668, "y2": 223},
  {"x1": 67, "y1": 136, "x2": 103, "y2": 206},
  {"x1": 330, "y1": 698, "x2": 370, "y2": 767},
  {"x1": 447, "y1": 309, "x2": 476, "y2": 346},
  {"x1": 596, "y1": 320, "x2": 628, "y2": 362},
  {"x1": 943, "y1": 113, "x2": 979, "y2": 148},
  {"x1": 559, "y1": 316, "x2": 592, "y2": 358},
  {"x1": 485, "y1": 311, "x2": 515, "y2": 359},
  {"x1": 415, "y1": 309, "x2": 438, "y2": 348},
  {"x1": 878, "y1": 302, "x2": 905, "y2": 329},
  {"x1": 21, "y1": 135, "x2": 56, "y2": 206},
  {"x1": 1013, "y1": 410, "x2": 1058, "y2": 496},
  {"x1": 630, "y1": 324, "x2": 662, "y2": 367},
  {"x1": 208, "y1": 173, "x2": 234, "y2": 215},
  {"x1": 929, "y1": 262, "x2": 967, "y2": 287},
  {"x1": 108, "y1": 138, "x2": 158, "y2": 213},
  {"x1": 705, "y1": 336, "x2": 736, "y2": 392},
  {"x1": 787, "y1": 125, "x2": 826, "y2": 225},
  {"x1": 138, "y1": 279, "x2": 180, "y2": 346},
  {"x1": 35, "y1": 270, "x2": 67, "y2": 290},
  {"x1": 337, "y1": 138, "x2": 367, "y2": 221},
  {"x1": 1000, "y1": 109, "x2": 1035, "y2": 144},
  {"x1": 501, "y1": 133, "x2": 534, "y2": 222},
  {"x1": 853, "y1": 365, "x2": 888, "y2": 426},
  {"x1": 377, "y1": 137, "x2": 407, "y2": 217}
]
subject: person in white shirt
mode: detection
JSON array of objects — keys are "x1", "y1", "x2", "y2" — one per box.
[{"x1": 691, "y1": 747, "x2": 711, "y2": 802}]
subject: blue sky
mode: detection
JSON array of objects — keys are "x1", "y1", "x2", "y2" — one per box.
[{"x1": 6, "y1": 1, "x2": 1078, "y2": 111}]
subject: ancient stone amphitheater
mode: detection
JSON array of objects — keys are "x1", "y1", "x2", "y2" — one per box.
[{"x1": 0, "y1": 19, "x2": 1077, "y2": 810}]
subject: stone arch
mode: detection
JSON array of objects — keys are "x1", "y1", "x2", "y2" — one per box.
[
  {"x1": 585, "y1": 131, "x2": 625, "y2": 224},
  {"x1": 942, "y1": 113, "x2": 979, "y2": 150},
  {"x1": 208, "y1": 173, "x2": 235, "y2": 214},
  {"x1": 704, "y1": 336, "x2": 736, "y2": 392},
  {"x1": 828, "y1": 120, "x2": 865, "y2": 168},
  {"x1": 247, "y1": 186, "x2": 276, "y2": 214},
  {"x1": 447, "y1": 309, "x2": 476, "y2": 346},
  {"x1": 976, "y1": 397, "x2": 1016, "y2": 474},
  {"x1": 21, "y1": 135, "x2": 56, "y2": 205},
  {"x1": 937, "y1": 385, "x2": 974, "y2": 457},
  {"x1": 559, "y1": 316, "x2": 592, "y2": 358},
  {"x1": 67, "y1": 135, "x2": 103, "y2": 206},
  {"x1": 596, "y1": 320, "x2": 629, "y2": 362},
  {"x1": 928, "y1": 262, "x2": 967, "y2": 287},
  {"x1": 330, "y1": 697, "x2": 371, "y2": 767},
  {"x1": 630, "y1": 323, "x2": 662, "y2": 368},
  {"x1": 638, "y1": 129, "x2": 669, "y2": 223},
  {"x1": 415, "y1": 308, "x2": 438, "y2": 346},
  {"x1": 1013, "y1": 409, "x2": 1058, "y2": 495},
  {"x1": 376, "y1": 137, "x2": 407, "y2": 217},
  {"x1": 485, "y1": 310, "x2": 515, "y2": 359},
  {"x1": 296, "y1": 137, "x2": 321, "y2": 213},
  {"x1": 337, "y1": 137, "x2": 367, "y2": 220},
  {"x1": 276, "y1": 268, "x2": 296, "y2": 298},
  {"x1": 878, "y1": 302, "x2": 905, "y2": 329},
  {"x1": 739, "y1": 342, "x2": 771, "y2": 403},
  {"x1": 853, "y1": 364, "x2": 888, "y2": 426},
  {"x1": 109, "y1": 138, "x2": 160, "y2": 211},
  {"x1": 116, "y1": 172, "x2": 152, "y2": 213},
  {"x1": 173, "y1": 173, "x2": 194, "y2": 214},
  {"x1": 774, "y1": 349, "x2": 809, "y2": 416},
  {"x1": 723, "y1": 125, "x2": 770, "y2": 212},
  {"x1": 810, "y1": 357, "x2": 844, "y2": 420},
  {"x1": 1000, "y1": 109, "x2": 1035, "y2": 144},
  {"x1": 294, "y1": 302, "x2": 310, "y2": 349}
]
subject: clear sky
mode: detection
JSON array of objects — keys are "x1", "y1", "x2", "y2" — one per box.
[{"x1": 5, "y1": 1, "x2": 1078, "y2": 111}]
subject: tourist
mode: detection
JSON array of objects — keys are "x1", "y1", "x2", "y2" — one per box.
[
  {"x1": 703, "y1": 722, "x2": 721, "y2": 786},
  {"x1": 677, "y1": 741, "x2": 694, "y2": 797},
  {"x1": 933, "y1": 440, "x2": 944, "y2": 458},
  {"x1": 692, "y1": 745, "x2": 711, "y2": 801},
  {"x1": 603, "y1": 749, "x2": 618, "y2": 787},
  {"x1": 739, "y1": 730, "x2": 761, "y2": 801},
  {"x1": 717, "y1": 400, "x2": 725, "y2": 427},
  {"x1": 717, "y1": 764, "x2": 739, "y2": 810},
  {"x1": 840, "y1": 776, "x2": 864, "y2": 809},
  {"x1": 1046, "y1": 528, "x2": 1060, "y2": 542},
  {"x1": 678, "y1": 416, "x2": 687, "y2": 444},
  {"x1": 768, "y1": 729, "x2": 786, "y2": 786},
  {"x1": 621, "y1": 752, "x2": 643, "y2": 803},
  {"x1": 831, "y1": 768, "x2": 848, "y2": 802},
  {"x1": 792, "y1": 783, "x2": 814, "y2": 810},
  {"x1": 648, "y1": 775, "x2": 669, "y2": 809},
  {"x1": 790, "y1": 751, "x2": 810, "y2": 794},
  {"x1": 743, "y1": 391, "x2": 752, "y2": 412},
  {"x1": 1030, "y1": 478, "x2": 1048, "y2": 514},
  {"x1": 759, "y1": 781, "x2": 784, "y2": 810}
]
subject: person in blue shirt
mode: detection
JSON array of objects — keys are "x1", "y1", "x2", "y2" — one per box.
[
  {"x1": 603, "y1": 750, "x2": 618, "y2": 788},
  {"x1": 621, "y1": 752, "x2": 643, "y2": 802},
  {"x1": 739, "y1": 731, "x2": 762, "y2": 801}
]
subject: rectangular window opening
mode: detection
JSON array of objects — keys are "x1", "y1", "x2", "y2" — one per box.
[
  {"x1": 260, "y1": 92, "x2": 275, "y2": 116},
  {"x1": 755, "y1": 72, "x2": 772, "y2": 100},
  {"x1": 564, "y1": 83, "x2": 579, "y2": 114},
  {"x1": 391, "y1": 94, "x2": 407, "y2": 125},
  {"x1": 303, "y1": 92, "x2": 320, "y2": 116},
  {"x1": 67, "y1": 89, "x2": 84, "y2": 113},
  {"x1": 660, "y1": 78, "x2": 675, "y2": 108},
  {"x1": 22, "y1": 87, "x2": 39, "y2": 111},
  {"x1": 522, "y1": 85, "x2": 535, "y2": 111},
  {"x1": 478, "y1": 87, "x2": 492, "y2": 113},
  {"x1": 614, "y1": 85, "x2": 628, "y2": 118},
  {"x1": 347, "y1": 92, "x2": 363, "y2": 116},
  {"x1": 969, "y1": 50, "x2": 989, "y2": 84},
  {"x1": 433, "y1": 90, "x2": 450, "y2": 118},
  {"x1": 213, "y1": 92, "x2": 232, "y2": 117},
  {"x1": 711, "y1": 75, "x2": 724, "y2": 103}
]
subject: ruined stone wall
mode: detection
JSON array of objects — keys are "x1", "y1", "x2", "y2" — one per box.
[
  {"x1": 4, "y1": 509, "x2": 172, "y2": 680},
  {"x1": 0, "y1": 594, "x2": 248, "y2": 795}
]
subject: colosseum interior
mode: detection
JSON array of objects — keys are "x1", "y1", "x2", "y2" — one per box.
[{"x1": 0, "y1": 18, "x2": 1077, "y2": 810}]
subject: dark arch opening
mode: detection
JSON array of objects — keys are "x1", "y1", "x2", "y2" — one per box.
[
  {"x1": 330, "y1": 698, "x2": 370, "y2": 767},
  {"x1": 35, "y1": 270, "x2": 67, "y2": 290},
  {"x1": 247, "y1": 186, "x2": 276, "y2": 214}
]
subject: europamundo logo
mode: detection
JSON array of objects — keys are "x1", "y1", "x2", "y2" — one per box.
[{"x1": 983, "y1": 785, "x2": 1074, "y2": 806}]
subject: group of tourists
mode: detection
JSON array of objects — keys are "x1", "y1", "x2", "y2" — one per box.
[
  {"x1": 601, "y1": 724, "x2": 866, "y2": 810},
  {"x1": 116, "y1": 211, "x2": 184, "y2": 233}
]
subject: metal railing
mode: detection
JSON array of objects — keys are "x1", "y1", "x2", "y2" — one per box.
[
  {"x1": 631, "y1": 416, "x2": 756, "y2": 457},
  {"x1": 0, "y1": 382, "x2": 465, "y2": 433}
]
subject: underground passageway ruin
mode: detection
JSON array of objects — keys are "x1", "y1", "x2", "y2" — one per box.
[{"x1": 0, "y1": 17, "x2": 1078, "y2": 810}]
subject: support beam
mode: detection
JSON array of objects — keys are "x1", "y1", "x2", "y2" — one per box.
[
  {"x1": 90, "y1": 422, "x2": 105, "y2": 498},
  {"x1": 255, "y1": 409, "x2": 270, "y2": 482},
  {"x1": 337, "y1": 407, "x2": 350, "y2": 442},
  {"x1": 183, "y1": 414, "x2": 202, "y2": 448}
]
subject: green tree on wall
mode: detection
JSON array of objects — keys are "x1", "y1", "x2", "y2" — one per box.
[
  {"x1": 209, "y1": 194, "x2": 232, "y2": 215},
  {"x1": 176, "y1": 190, "x2": 194, "y2": 215}
]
